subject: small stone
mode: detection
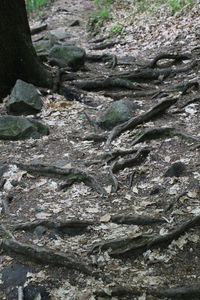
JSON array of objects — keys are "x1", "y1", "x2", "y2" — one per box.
[
  {"x1": 150, "y1": 186, "x2": 160, "y2": 195},
  {"x1": 0, "y1": 163, "x2": 8, "y2": 177},
  {"x1": 164, "y1": 162, "x2": 186, "y2": 177},
  {"x1": 34, "y1": 225, "x2": 47, "y2": 238},
  {"x1": 49, "y1": 45, "x2": 86, "y2": 70},
  {"x1": 68, "y1": 19, "x2": 80, "y2": 26}
]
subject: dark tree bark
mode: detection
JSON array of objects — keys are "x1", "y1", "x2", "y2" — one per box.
[{"x1": 0, "y1": 0, "x2": 53, "y2": 100}]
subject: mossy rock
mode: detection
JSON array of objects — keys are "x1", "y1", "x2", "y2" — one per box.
[
  {"x1": 0, "y1": 116, "x2": 49, "y2": 140},
  {"x1": 6, "y1": 80, "x2": 43, "y2": 115},
  {"x1": 49, "y1": 45, "x2": 86, "y2": 70},
  {"x1": 33, "y1": 39, "x2": 55, "y2": 54},
  {"x1": 97, "y1": 99, "x2": 139, "y2": 130}
]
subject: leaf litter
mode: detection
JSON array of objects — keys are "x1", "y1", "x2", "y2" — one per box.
[{"x1": 0, "y1": 0, "x2": 200, "y2": 299}]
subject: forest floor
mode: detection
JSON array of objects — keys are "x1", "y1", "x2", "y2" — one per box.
[{"x1": 0, "y1": 0, "x2": 200, "y2": 299}]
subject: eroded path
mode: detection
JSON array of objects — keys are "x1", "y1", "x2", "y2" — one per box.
[{"x1": 0, "y1": 0, "x2": 200, "y2": 299}]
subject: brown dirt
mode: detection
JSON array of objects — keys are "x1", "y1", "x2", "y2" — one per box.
[{"x1": 0, "y1": 0, "x2": 200, "y2": 299}]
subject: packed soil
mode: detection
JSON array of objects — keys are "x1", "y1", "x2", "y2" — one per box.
[{"x1": 0, "y1": 0, "x2": 200, "y2": 299}]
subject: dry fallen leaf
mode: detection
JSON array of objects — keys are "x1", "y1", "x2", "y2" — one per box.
[{"x1": 100, "y1": 214, "x2": 111, "y2": 222}]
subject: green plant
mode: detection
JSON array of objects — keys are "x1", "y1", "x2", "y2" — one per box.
[
  {"x1": 26, "y1": 0, "x2": 53, "y2": 12},
  {"x1": 167, "y1": 0, "x2": 195, "y2": 14},
  {"x1": 137, "y1": 0, "x2": 149, "y2": 12},
  {"x1": 90, "y1": 8, "x2": 110, "y2": 23},
  {"x1": 88, "y1": 7, "x2": 110, "y2": 35},
  {"x1": 109, "y1": 24, "x2": 123, "y2": 36},
  {"x1": 88, "y1": 0, "x2": 112, "y2": 36},
  {"x1": 92, "y1": 0, "x2": 113, "y2": 7}
]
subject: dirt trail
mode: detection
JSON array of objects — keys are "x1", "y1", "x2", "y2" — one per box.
[{"x1": 0, "y1": 0, "x2": 200, "y2": 299}]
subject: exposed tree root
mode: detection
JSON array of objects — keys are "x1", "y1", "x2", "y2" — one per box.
[
  {"x1": 94, "y1": 285, "x2": 140, "y2": 298},
  {"x1": 106, "y1": 97, "x2": 178, "y2": 147},
  {"x1": 1, "y1": 195, "x2": 11, "y2": 216},
  {"x1": 95, "y1": 283, "x2": 200, "y2": 299},
  {"x1": 13, "y1": 219, "x2": 93, "y2": 233},
  {"x1": 109, "y1": 167, "x2": 119, "y2": 192},
  {"x1": 131, "y1": 127, "x2": 200, "y2": 146},
  {"x1": 149, "y1": 284, "x2": 200, "y2": 299},
  {"x1": 30, "y1": 23, "x2": 47, "y2": 35},
  {"x1": 128, "y1": 170, "x2": 136, "y2": 189},
  {"x1": 143, "y1": 53, "x2": 192, "y2": 69},
  {"x1": 86, "y1": 53, "x2": 118, "y2": 68},
  {"x1": 73, "y1": 77, "x2": 140, "y2": 91},
  {"x1": 116, "y1": 60, "x2": 197, "y2": 82},
  {"x1": 84, "y1": 111, "x2": 99, "y2": 131},
  {"x1": 104, "y1": 90, "x2": 159, "y2": 100},
  {"x1": 58, "y1": 83, "x2": 84, "y2": 101},
  {"x1": 111, "y1": 214, "x2": 166, "y2": 225},
  {"x1": 1, "y1": 238, "x2": 92, "y2": 275},
  {"x1": 180, "y1": 81, "x2": 199, "y2": 95},
  {"x1": 180, "y1": 96, "x2": 200, "y2": 109},
  {"x1": 82, "y1": 134, "x2": 108, "y2": 143},
  {"x1": 111, "y1": 147, "x2": 151, "y2": 173},
  {"x1": 165, "y1": 191, "x2": 187, "y2": 212},
  {"x1": 15, "y1": 162, "x2": 107, "y2": 195},
  {"x1": 101, "y1": 148, "x2": 138, "y2": 163},
  {"x1": 91, "y1": 214, "x2": 200, "y2": 258},
  {"x1": 90, "y1": 40, "x2": 118, "y2": 50}
]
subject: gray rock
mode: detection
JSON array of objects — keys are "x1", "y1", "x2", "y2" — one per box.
[
  {"x1": 150, "y1": 186, "x2": 160, "y2": 195},
  {"x1": 97, "y1": 99, "x2": 139, "y2": 130},
  {"x1": 68, "y1": 19, "x2": 80, "y2": 26},
  {"x1": 34, "y1": 225, "x2": 47, "y2": 238},
  {"x1": 49, "y1": 27, "x2": 71, "y2": 40},
  {"x1": 6, "y1": 80, "x2": 43, "y2": 115},
  {"x1": 164, "y1": 162, "x2": 186, "y2": 177},
  {"x1": 49, "y1": 44, "x2": 86, "y2": 70},
  {"x1": 31, "y1": 23, "x2": 47, "y2": 35},
  {"x1": 0, "y1": 116, "x2": 49, "y2": 140},
  {"x1": 2, "y1": 263, "x2": 50, "y2": 300},
  {"x1": 33, "y1": 39, "x2": 55, "y2": 54},
  {"x1": 2, "y1": 263, "x2": 34, "y2": 300},
  {"x1": 0, "y1": 163, "x2": 7, "y2": 177}
]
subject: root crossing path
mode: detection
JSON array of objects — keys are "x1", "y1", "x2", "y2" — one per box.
[{"x1": 0, "y1": 0, "x2": 200, "y2": 299}]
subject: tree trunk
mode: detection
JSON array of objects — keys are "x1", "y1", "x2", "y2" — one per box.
[{"x1": 0, "y1": 0, "x2": 53, "y2": 100}]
